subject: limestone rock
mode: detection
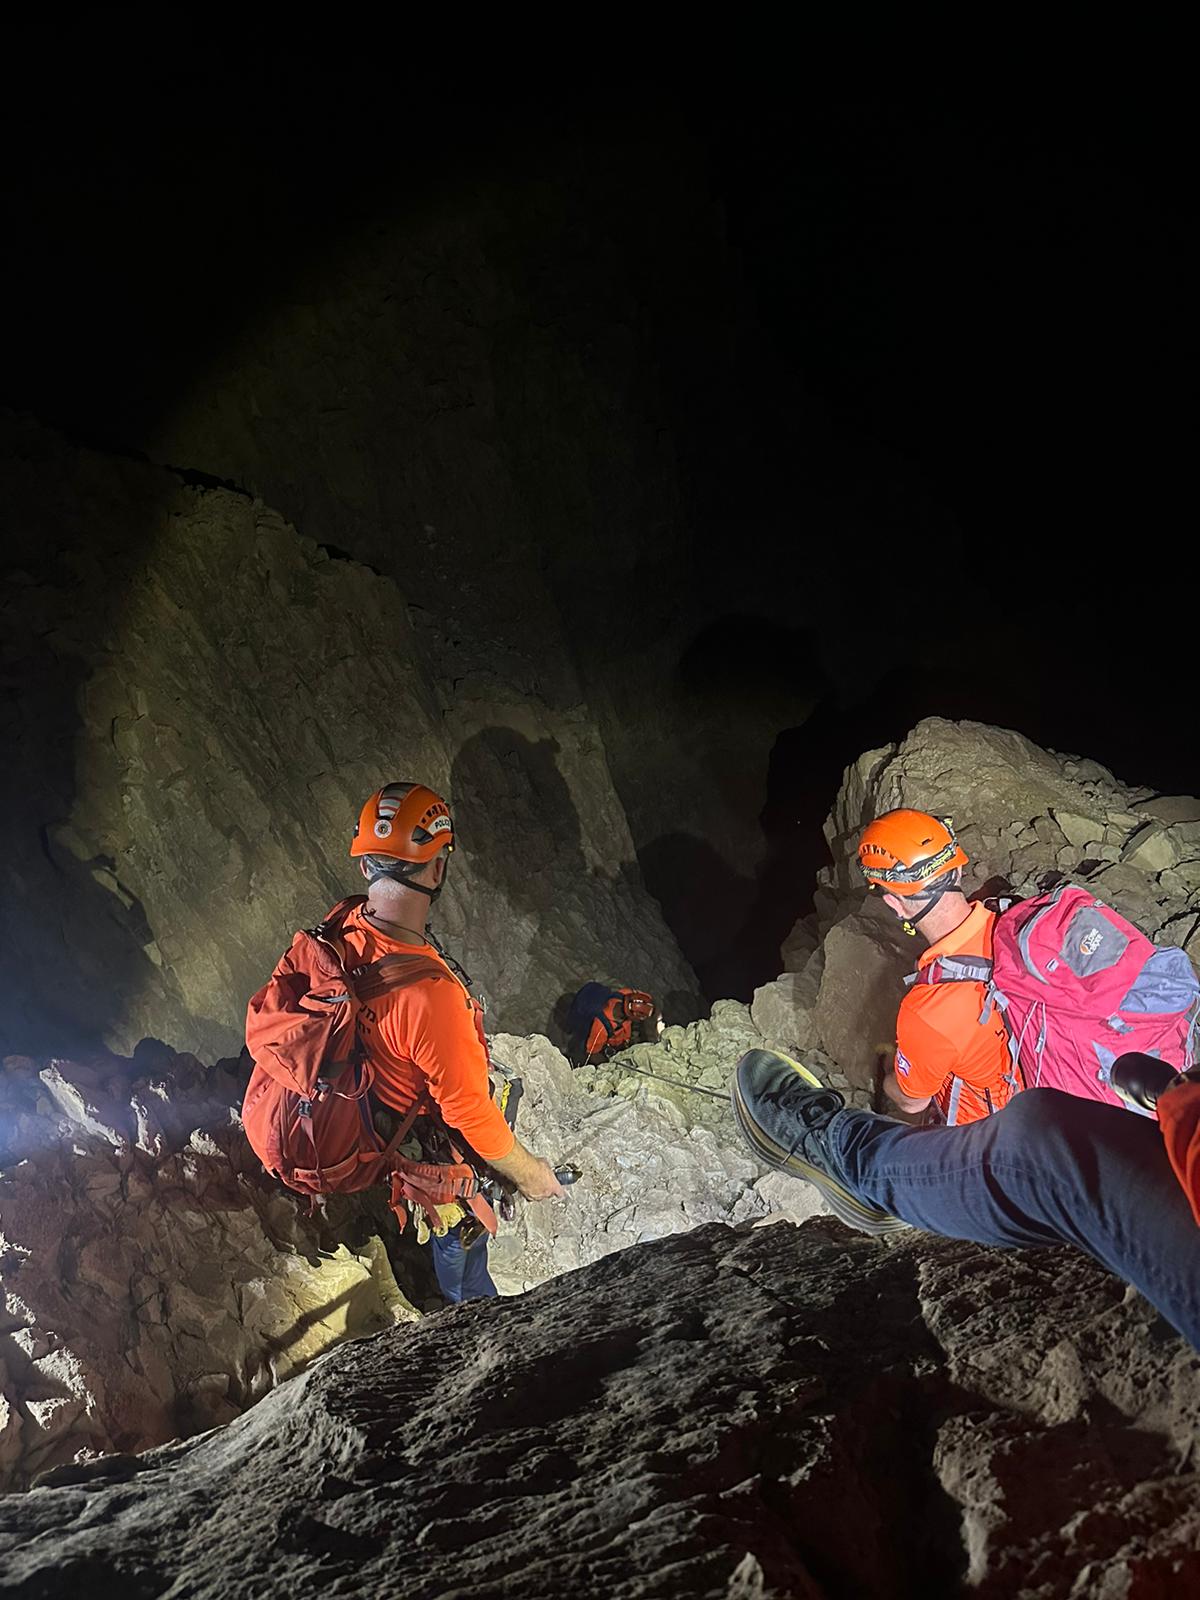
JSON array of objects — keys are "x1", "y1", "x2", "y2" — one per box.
[
  {"x1": 822, "y1": 718, "x2": 1158, "y2": 906},
  {"x1": 0, "y1": 1047, "x2": 414, "y2": 1490},
  {"x1": 1, "y1": 1025, "x2": 814, "y2": 1487},
  {"x1": 577, "y1": 978, "x2": 870, "y2": 1133},
  {"x1": 1, "y1": 1221, "x2": 1195, "y2": 1598},
  {"x1": 749, "y1": 1170, "x2": 829, "y2": 1226},
  {"x1": 485, "y1": 1035, "x2": 774, "y2": 1294},
  {"x1": 780, "y1": 913, "x2": 819, "y2": 973},
  {"x1": 824, "y1": 718, "x2": 1095, "y2": 900},
  {"x1": 129, "y1": 156, "x2": 820, "y2": 993},
  {"x1": 0, "y1": 415, "x2": 696, "y2": 1061},
  {"x1": 1051, "y1": 808, "x2": 1103, "y2": 850},
  {"x1": 581, "y1": 1000, "x2": 763, "y2": 1138},
  {"x1": 814, "y1": 912, "x2": 912, "y2": 1088},
  {"x1": 750, "y1": 957, "x2": 824, "y2": 1057},
  {"x1": 1133, "y1": 794, "x2": 1200, "y2": 827},
  {"x1": 1121, "y1": 821, "x2": 1182, "y2": 873}
]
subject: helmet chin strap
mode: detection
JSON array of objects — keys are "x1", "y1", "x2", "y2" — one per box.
[
  {"x1": 901, "y1": 880, "x2": 951, "y2": 937},
  {"x1": 366, "y1": 862, "x2": 444, "y2": 901}
]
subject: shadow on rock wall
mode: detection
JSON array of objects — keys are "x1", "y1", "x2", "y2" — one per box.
[
  {"x1": 450, "y1": 728, "x2": 587, "y2": 915},
  {"x1": 627, "y1": 615, "x2": 828, "y2": 1002},
  {"x1": 0, "y1": 422, "x2": 181, "y2": 1057},
  {"x1": 447, "y1": 728, "x2": 700, "y2": 1034}
]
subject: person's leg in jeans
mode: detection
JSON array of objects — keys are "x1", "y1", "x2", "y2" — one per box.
[
  {"x1": 830, "y1": 1088, "x2": 1200, "y2": 1345},
  {"x1": 428, "y1": 1223, "x2": 498, "y2": 1304}
]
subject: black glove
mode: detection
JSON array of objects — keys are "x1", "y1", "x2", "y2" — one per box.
[{"x1": 1111, "y1": 1053, "x2": 1181, "y2": 1113}]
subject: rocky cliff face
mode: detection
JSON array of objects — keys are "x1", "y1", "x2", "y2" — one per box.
[
  {"x1": 113, "y1": 138, "x2": 827, "y2": 994},
  {"x1": 0, "y1": 414, "x2": 695, "y2": 1061},
  {"x1": 3, "y1": 1218, "x2": 1195, "y2": 1598},
  {"x1": 756, "y1": 717, "x2": 1200, "y2": 1094},
  {"x1": 0, "y1": 1022, "x2": 810, "y2": 1491},
  {"x1": 0, "y1": 1046, "x2": 418, "y2": 1490},
  {"x1": 821, "y1": 718, "x2": 1200, "y2": 952}
]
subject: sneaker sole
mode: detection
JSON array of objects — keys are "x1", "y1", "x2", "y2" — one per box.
[{"x1": 732, "y1": 1073, "x2": 910, "y2": 1238}]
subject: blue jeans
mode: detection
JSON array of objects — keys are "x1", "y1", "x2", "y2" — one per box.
[
  {"x1": 428, "y1": 1222, "x2": 498, "y2": 1304},
  {"x1": 828, "y1": 1088, "x2": 1200, "y2": 1347}
]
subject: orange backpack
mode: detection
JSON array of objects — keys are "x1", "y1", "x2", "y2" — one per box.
[{"x1": 242, "y1": 897, "x2": 496, "y2": 1235}]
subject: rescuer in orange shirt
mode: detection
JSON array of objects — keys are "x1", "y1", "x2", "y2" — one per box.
[
  {"x1": 347, "y1": 782, "x2": 563, "y2": 1300},
  {"x1": 566, "y1": 983, "x2": 658, "y2": 1064},
  {"x1": 858, "y1": 810, "x2": 1019, "y2": 1126}
]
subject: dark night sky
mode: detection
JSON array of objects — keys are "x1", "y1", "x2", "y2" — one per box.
[{"x1": 3, "y1": 43, "x2": 1194, "y2": 805}]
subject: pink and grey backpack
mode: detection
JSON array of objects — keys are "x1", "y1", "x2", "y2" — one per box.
[{"x1": 911, "y1": 884, "x2": 1200, "y2": 1114}]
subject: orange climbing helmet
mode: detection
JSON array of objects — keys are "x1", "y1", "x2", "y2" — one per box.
[
  {"x1": 857, "y1": 809, "x2": 967, "y2": 896},
  {"x1": 351, "y1": 783, "x2": 454, "y2": 865},
  {"x1": 621, "y1": 990, "x2": 656, "y2": 1021}
]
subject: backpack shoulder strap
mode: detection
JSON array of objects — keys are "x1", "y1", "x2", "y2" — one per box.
[
  {"x1": 313, "y1": 896, "x2": 367, "y2": 937},
  {"x1": 599, "y1": 995, "x2": 623, "y2": 1037},
  {"x1": 351, "y1": 950, "x2": 456, "y2": 1003},
  {"x1": 981, "y1": 895, "x2": 1017, "y2": 915}
]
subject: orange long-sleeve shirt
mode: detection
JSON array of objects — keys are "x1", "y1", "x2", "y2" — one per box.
[
  {"x1": 340, "y1": 905, "x2": 515, "y2": 1163},
  {"x1": 895, "y1": 902, "x2": 1018, "y2": 1126},
  {"x1": 1159, "y1": 1080, "x2": 1200, "y2": 1227}
]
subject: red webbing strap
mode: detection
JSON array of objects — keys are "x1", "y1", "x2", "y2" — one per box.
[
  {"x1": 378, "y1": 1089, "x2": 430, "y2": 1162},
  {"x1": 443, "y1": 1128, "x2": 498, "y2": 1237},
  {"x1": 387, "y1": 1160, "x2": 483, "y2": 1232},
  {"x1": 380, "y1": 1115, "x2": 498, "y2": 1237}
]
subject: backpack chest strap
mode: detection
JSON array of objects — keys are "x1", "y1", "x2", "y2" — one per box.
[
  {"x1": 907, "y1": 954, "x2": 1001, "y2": 1027},
  {"x1": 908, "y1": 953, "x2": 995, "y2": 988}
]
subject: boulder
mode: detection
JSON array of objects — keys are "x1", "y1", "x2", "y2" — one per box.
[
  {"x1": 1133, "y1": 795, "x2": 1200, "y2": 827},
  {"x1": 780, "y1": 913, "x2": 819, "y2": 973},
  {"x1": 1, "y1": 1220, "x2": 1195, "y2": 1597},
  {"x1": 0, "y1": 1049, "x2": 414, "y2": 1491},
  {"x1": 813, "y1": 912, "x2": 912, "y2": 1088},
  {"x1": 1050, "y1": 809, "x2": 1103, "y2": 850},
  {"x1": 750, "y1": 956, "x2": 824, "y2": 1058},
  {"x1": 1121, "y1": 821, "x2": 1183, "y2": 874}
]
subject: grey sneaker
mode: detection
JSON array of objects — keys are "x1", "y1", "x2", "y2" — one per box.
[{"x1": 733, "y1": 1048, "x2": 906, "y2": 1236}]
